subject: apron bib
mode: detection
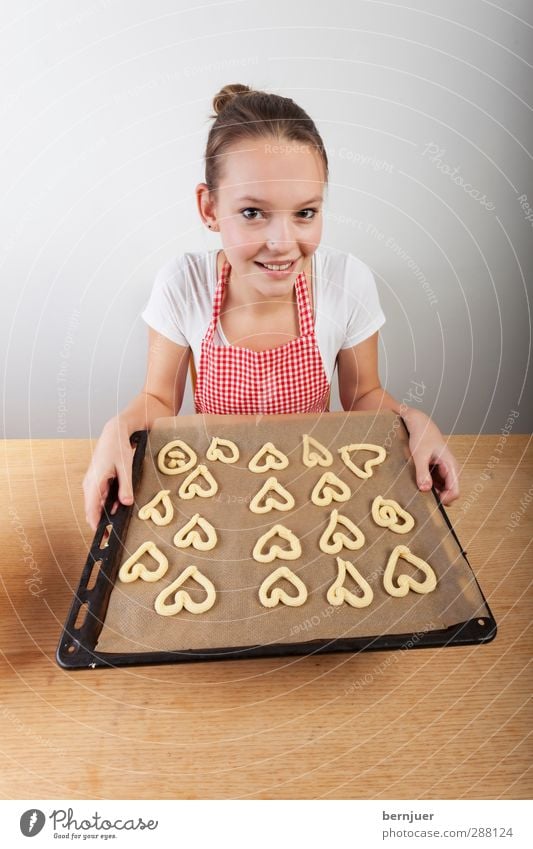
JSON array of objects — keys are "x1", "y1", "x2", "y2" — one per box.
[{"x1": 194, "y1": 258, "x2": 330, "y2": 415}]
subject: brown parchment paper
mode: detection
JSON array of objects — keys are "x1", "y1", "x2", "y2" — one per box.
[{"x1": 95, "y1": 410, "x2": 489, "y2": 654}]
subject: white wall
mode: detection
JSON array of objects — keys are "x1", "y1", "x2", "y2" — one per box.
[{"x1": 2, "y1": 0, "x2": 532, "y2": 438}]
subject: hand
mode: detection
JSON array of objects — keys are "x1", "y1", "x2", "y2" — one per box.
[
  {"x1": 403, "y1": 408, "x2": 460, "y2": 506},
  {"x1": 82, "y1": 417, "x2": 135, "y2": 531}
]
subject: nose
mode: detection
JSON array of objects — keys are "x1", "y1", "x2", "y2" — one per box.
[{"x1": 265, "y1": 217, "x2": 296, "y2": 251}]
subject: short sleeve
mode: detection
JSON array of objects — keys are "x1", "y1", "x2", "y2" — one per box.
[
  {"x1": 341, "y1": 255, "x2": 386, "y2": 349},
  {"x1": 141, "y1": 257, "x2": 189, "y2": 347}
]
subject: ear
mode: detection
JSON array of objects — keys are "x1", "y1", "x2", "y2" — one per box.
[{"x1": 196, "y1": 182, "x2": 218, "y2": 229}]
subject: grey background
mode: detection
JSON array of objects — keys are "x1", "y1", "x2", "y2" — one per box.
[{"x1": 1, "y1": 0, "x2": 532, "y2": 438}]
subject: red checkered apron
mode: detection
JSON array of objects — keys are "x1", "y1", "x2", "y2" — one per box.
[{"x1": 194, "y1": 259, "x2": 330, "y2": 415}]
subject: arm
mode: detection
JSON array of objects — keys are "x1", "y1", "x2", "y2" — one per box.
[
  {"x1": 83, "y1": 329, "x2": 191, "y2": 529},
  {"x1": 337, "y1": 332, "x2": 460, "y2": 505}
]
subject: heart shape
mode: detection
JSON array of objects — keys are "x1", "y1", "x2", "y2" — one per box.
[
  {"x1": 302, "y1": 434, "x2": 333, "y2": 468},
  {"x1": 178, "y1": 464, "x2": 219, "y2": 500},
  {"x1": 118, "y1": 541, "x2": 169, "y2": 583},
  {"x1": 154, "y1": 565, "x2": 216, "y2": 616},
  {"x1": 327, "y1": 556, "x2": 374, "y2": 608},
  {"x1": 138, "y1": 489, "x2": 174, "y2": 526},
  {"x1": 250, "y1": 476, "x2": 295, "y2": 514},
  {"x1": 338, "y1": 443, "x2": 387, "y2": 479},
  {"x1": 319, "y1": 509, "x2": 365, "y2": 554},
  {"x1": 248, "y1": 442, "x2": 289, "y2": 473},
  {"x1": 311, "y1": 472, "x2": 351, "y2": 506},
  {"x1": 157, "y1": 439, "x2": 197, "y2": 475},
  {"x1": 173, "y1": 513, "x2": 218, "y2": 550},
  {"x1": 206, "y1": 436, "x2": 240, "y2": 464},
  {"x1": 383, "y1": 545, "x2": 437, "y2": 597},
  {"x1": 372, "y1": 496, "x2": 415, "y2": 534},
  {"x1": 252, "y1": 524, "x2": 302, "y2": 563},
  {"x1": 258, "y1": 566, "x2": 308, "y2": 608}
]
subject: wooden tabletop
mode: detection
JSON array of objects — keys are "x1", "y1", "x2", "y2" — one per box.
[{"x1": 1, "y1": 434, "x2": 531, "y2": 800}]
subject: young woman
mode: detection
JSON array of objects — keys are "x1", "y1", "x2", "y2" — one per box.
[{"x1": 83, "y1": 83, "x2": 459, "y2": 530}]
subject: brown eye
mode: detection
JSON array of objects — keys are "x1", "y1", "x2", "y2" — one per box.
[{"x1": 241, "y1": 208, "x2": 264, "y2": 220}]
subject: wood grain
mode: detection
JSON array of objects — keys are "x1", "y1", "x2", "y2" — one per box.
[{"x1": 0, "y1": 435, "x2": 531, "y2": 800}]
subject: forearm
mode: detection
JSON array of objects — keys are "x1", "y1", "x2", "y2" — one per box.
[
  {"x1": 350, "y1": 386, "x2": 425, "y2": 430},
  {"x1": 107, "y1": 391, "x2": 176, "y2": 437}
]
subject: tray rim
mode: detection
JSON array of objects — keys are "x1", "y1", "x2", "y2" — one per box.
[{"x1": 56, "y1": 416, "x2": 497, "y2": 670}]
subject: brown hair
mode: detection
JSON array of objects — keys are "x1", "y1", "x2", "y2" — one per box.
[{"x1": 204, "y1": 83, "x2": 328, "y2": 194}]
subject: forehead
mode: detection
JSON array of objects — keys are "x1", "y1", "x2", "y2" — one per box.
[{"x1": 218, "y1": 137, "x2": 325, "y2": 204}]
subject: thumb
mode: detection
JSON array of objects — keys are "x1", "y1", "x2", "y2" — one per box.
[
  {"x1": 414, "y1": 456, "x2": 432, "y2": 490},
  {"x1": 118, "y1": 476, "x2": 134, "y2": 505}
]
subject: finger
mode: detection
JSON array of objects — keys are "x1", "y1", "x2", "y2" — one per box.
[
  {"x1": 413, "y1": 454, "x2": 433, "y2": 492},
  {"x1": 85, "y1": 477, "x2": 111, "y2": 531},
  {"x1": 433, "y1": 460, "x2": 460, "y2": 505},
  {"x1": 116, "y1": 455, "x2": 134, "y2": 506},
  {"x1": 110, "y1": 499, "x2": 120, "y2": 516},
  {"x1": 86, "y1": 500, "x2": 102, "y2": 532}
]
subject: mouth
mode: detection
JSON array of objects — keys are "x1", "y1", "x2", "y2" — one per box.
[{"x1": 254, "y1": 258, "x2": 299, "y2": 275}]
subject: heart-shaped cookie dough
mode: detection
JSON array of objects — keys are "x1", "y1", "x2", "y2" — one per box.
[
  {"x1": 311, "y1": 471, "x2": 351, "y2": 506},
  {"x1": 138, "y1": 489, "x2": 174, "y2": 526},
  {"x1": 248, "y1": 442, "x2": 289, "y2": 473},
  {"x1": 319, "y1": 509, "x2": 365, "y2": 554},
  {"x1": 249, "y1": 477, "x2": 295, "y2": 514},
  {"x1": 338, "y1": 443, "x2": 387, "y2": 479},
  {"x1": 118, "y1": 541, "x2": 169, "y2": 583},
  {"x1": 154, "y1": 565, "x2": 216, "y2": 615},
  {"x1": 383, "y1": 545, "x2": 437, "y2": 597},
  {"x1": 372, "y1": 496, "x2": 415, "y2": 534},
  {"x1": 157, "y1": 439, "x2": 197, "y2": 475},
  {"x1": 252, "y1": 524, "x2": 302, "y2": 563},
  {"x1": 173, "y1": 513, "x2": 218, "y2": 550},
  {"x1": 302, "y1": 434, "x2": 333, "y2": 468},
  {"x1": 206, "y1": 436, "x2": 240, "y2": 464},
  {"x1": 177, "y1": 464, "x2": 219, "y2": 500},
  {"x1": 258, "y1": 566, "x2": 308, "y2": 608},
  {"x1": 327, "y1": 557, "x2": 374, "y2": 608}
]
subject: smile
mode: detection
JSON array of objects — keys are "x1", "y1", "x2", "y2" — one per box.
[{"x1": 254, "y1": 259, "x2": 298, "y2": 273}]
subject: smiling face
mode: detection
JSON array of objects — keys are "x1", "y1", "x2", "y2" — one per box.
[{"x1": 197, "y1": 136, "x2": 326, "y2": 301}]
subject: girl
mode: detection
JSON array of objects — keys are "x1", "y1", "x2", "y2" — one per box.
[{"x1": 83, "y1": 83, "x2": 460, "y2": 530}]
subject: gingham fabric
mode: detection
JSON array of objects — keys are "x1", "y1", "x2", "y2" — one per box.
[{"x1": 194, "y1": 259, "x2": 330, "y2": 415}]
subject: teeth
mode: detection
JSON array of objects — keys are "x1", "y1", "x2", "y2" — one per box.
[{"x1": 262, "y1": 261, "x2": 292, "y2": 270}]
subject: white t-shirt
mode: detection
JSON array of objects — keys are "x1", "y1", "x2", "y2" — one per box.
[{"x1": 141, "y1": 247, "x2": 386, "y2": 382}]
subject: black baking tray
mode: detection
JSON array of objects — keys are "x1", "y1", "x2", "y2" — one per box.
[{"x1": 56, "y1": 428, "x2": 497, "y2": 669}]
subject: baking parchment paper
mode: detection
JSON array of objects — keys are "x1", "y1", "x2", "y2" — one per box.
[{"x1": 95, "y1": 410, "x2": 489, "y2": 654}]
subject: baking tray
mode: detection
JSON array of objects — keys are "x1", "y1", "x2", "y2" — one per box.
[{"x1": 57, "y1": 420, "x2": 496, "y2": 669}]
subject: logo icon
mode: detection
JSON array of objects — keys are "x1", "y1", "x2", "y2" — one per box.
[{"x1": 20, "y1": 809, "x2": 46, "y2": 837}]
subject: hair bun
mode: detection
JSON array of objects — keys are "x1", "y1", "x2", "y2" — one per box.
[{"x1": 212, "y1": 83, "x2": 253, "y2": 116}]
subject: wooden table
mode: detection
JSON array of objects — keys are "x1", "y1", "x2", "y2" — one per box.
[{"x1": 1, "y1": 435, "x2": 531, "y2": 800}]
